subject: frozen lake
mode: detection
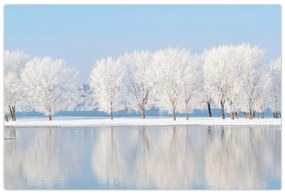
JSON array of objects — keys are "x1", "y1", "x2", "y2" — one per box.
[{"x1": 4, "y1": 125, "x2": 281, "y2": 190}]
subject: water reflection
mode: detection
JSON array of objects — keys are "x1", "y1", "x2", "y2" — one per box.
[
  {"x1": 5, "y1": 128, "x2": 81, "y2": 189},
  {"x1": 4, "y1": 125, "x2": 281, "y2": 189},
  {"x1": 205, "y1": 126, "x2": 281, "y2": 189},
  {"x1": 91, "y1": 126, "x2": 281, "y2": 189}
]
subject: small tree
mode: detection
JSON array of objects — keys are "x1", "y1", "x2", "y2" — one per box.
[
  {"x1": 4, "y1": 50, "x2": 30, "y2": 121},
  {"x1": 268, "y1": 57, "x2": 281, "y2": 118},
  {"x1": 153, "y1": 48, "x2": 190, "y2": 121},
  {"x1": 203, "y1": 46, "x2": 234, "y2": 119},
  {"x1": 237, "y1": 44, "x2": 266, "y2": 119},
  {"x1": 120, "y1": 51, "x2": 157, "y2": 119},
  {"x1": 177, "y1": 54, "x2": 202, "y2": 120},
  {"x1": 22, "y1": 57, "x2": 80, "y2": 120},
  {"x1": 89, "y1": 57, "x2": 125, "y2": 120},
  {"x1": 196, "y1": 59, "x2": 213, "y2": 118}
]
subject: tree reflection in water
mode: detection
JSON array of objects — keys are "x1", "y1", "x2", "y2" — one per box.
[
  {"x1": 4, "y1": 128, "x2": 81, "y2": 189},
  {"x1": 4, "y1": 125, "x2": 280, "y2": 189},
  {"x1": 91, "y1": 126, "x2": 280, "y2": 189}
]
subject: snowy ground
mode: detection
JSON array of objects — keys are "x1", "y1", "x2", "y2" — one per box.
[{"x1": 4, "y1": 117, "x2": 281, "y2": 127}]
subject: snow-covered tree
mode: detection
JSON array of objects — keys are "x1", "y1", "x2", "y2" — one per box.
[
  {"x1": 153, "y1": 48, "x2": 190, "y2": 121},
  {"x1": 253, "y1": 69, "x2": 272, "y2": 118},
  {"x1": 203, "y1": 44, "x2": 267, "y2": 119},
  {"x1": 119, "y1": 51, "x2": 157, "y2": 119},
  {"x1": 89, "y1": 57, "x2": 125, "y2": 120},
  {"x1": 4, "y1": 72, "x2": 21, "y2": 121},
  {"x1": 203, "y1": 46, "x2": 235, "y2": 119},
  {"x1": 177, "y1": 54, "x2": 202, "y2": 120},
  {"x1": 222, "y1": 45, "x2": 244, "y2": 119},
  {"x1": 195, "y1": 55, "x2": 214, "y2": 118},
  {"x1": 22, "y1": 57, "x2": 80, "y2": 120},
  {"x1": 193, "y1": 53, "x2": 213, "y2": 117},
  {"x1": 237, "y1": 44, "x2": 266, "y2": 119},
  {"x1": 4, "y1": 50, "x2": 30, "y2": 74},
  {"x1": 268, "y1": 57, "x2": 281, "y2": 118},
  {"x1": 4, "y1": 50, "x2": 30, "y2": 121}
]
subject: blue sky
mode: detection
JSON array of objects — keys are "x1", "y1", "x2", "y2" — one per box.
[{"x1": 5, "y1": 5, "x2": 281, "y2": 83}]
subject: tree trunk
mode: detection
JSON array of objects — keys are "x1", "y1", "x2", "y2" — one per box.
[
  {"x1": 5, "y1": 113, "x2": 9, "y2": 122},
  {"x1": 13, "y1": 106, "x2": 16, "y2": 121},
  {"x1": 231, "y1": 112, "x2": 234, "y2": 120},
  {"x1": 279, "y1": 112, "x2": 281, "y2": 118},
  {"x1": 220, "y1": 100, "x2": 225, "y2": 119},
  {"x1": 186, "y1": 113, "x2": 189, "y2": 120},
  {"x1": 234, "y1": 112, "x2": 238, "y2": 119},
  {"x1": 9, "y1": 106, "x2": 16, "y2": 121},
  {"x1": 9, "y1": 106, "x2": 14, "y2": 121},
  {"x1": 9, "y1": 106, "x2": 12, "y2": 120},
  {"x1": 275, "y1": 112, "x2": 279, "y2": 119},
  {"x1": 141, "y1": 108, "x2": 146, "y2": 119},
  {"x1": 249, "y1": 109, "x2": 253, "y2": 119},
  {"x1": 253, "y1": 111, "x2": 255, "y2": 119},
  {"x1": 207, "y1": 101, "x2": 212, "y2": 117},
  {"x1": 273, "y1": 112, "x2": 276, "y2": 118},
  {"x1": 243, "y1": 112, "x2": 247, "y2": 119},
  {"x1": 48, "y1": 114, "x2": 52, "y2": 121},
  {"x1": 110, "y1": 101, "x2": 113, "y2": 120},
  {"x1": 110, "y1": 110, "x2": 113, "y2": 120},
  {"x1": 173, "y1": 108, "x2": 176, "y2": 121},
  {"x1": 261, "y1": 112, "x2": 264, "y2": 119}
]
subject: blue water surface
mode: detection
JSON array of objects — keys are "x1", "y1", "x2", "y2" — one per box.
[
  {"x1": 4, "y1": 125, "x2": 281, "y2": 190},
  {"x1": 12, "y1": 108, "x2": 275, "y2": 120}
]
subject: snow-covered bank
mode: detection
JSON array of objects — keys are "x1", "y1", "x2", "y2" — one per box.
[{"x1": 4, "y1": 117, "x2": 281, "y2": 127}]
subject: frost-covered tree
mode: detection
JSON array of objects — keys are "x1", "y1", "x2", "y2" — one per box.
[
  {"x1": 119, "y1": 51, "x2": 157, "y2": 119},
  {"x1": 153, "y1": 48, "x2": 190, "y2": 121},
  {"x1": 177, "y1": 54, "x2": 202, "y2": 120},
  {"x1": 22, "y1": 57, "x2": 80, "y2": 120},
  {"x1": 4, "y1": 50, "x2": 30, "y2": 121},
  {"x1": 237, "y1": 44, "x2": 266, "y2": 119},
  {"x1": 222, "y1": 45, "x2": 245, "y2": 119},
  {"x1": 4, "y1": 50, "x2": 30, "y2": 74},
  {"x1": 225, "y1": 52, "x2": 240, "y2": 118},
  {"x1": 268, "y1": 57, "x2": 281, "y2": 118},
  {"x1": 253, "y1": 69, "x2": 272, "y2": 119},
  {"x1": 203, "y1": 46, "x2": 235, "y2": 119},
  {"x1": 196, "y1": 55, "x2": 214, "y2": 118},
  {"x1": 203, "y1": 44, "x2": 267, "y2": 119},
  {"x1": 4, "y1": 72, "x2": 21, "y2": 121},
  {"x1": 89, "y1": 57, "x2": 125, "y2": 120}
]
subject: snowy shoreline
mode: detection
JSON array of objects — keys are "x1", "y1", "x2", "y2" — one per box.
[{"x1": 4, "y1": 117, "x2": 281, "y2": 127}]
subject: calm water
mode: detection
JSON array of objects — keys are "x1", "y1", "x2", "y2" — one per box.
[
  {"x1": 14, "y1": 108, "x2": 275, "y2": 119},
  {"x1": 4, "y1": 125, "x2": 281, "y2": 190}
]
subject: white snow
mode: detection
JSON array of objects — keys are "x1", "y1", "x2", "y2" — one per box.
[{"x1": 4, "y1": 117, "x2": 281, "y2": 127}]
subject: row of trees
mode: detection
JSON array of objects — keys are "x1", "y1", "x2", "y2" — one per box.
[
  {"x1": 90, "y1": 44, "x2": 281, "y2": 120},
  {"x1": 4, "y1": 43, "x2": 281, "y2": 121}
]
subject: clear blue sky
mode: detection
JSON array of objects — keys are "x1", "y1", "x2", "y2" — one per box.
[{"x1": 5, "y1": 5, "x2": 281, "y2": 83}]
